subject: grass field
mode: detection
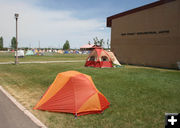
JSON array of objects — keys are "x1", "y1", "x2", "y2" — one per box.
[
  {"x1": 0, "y1": 52, "x2": 87, "y2": 62},
  {"x1": 0, "y1": 54, "x2": 180, "y2": 128}
]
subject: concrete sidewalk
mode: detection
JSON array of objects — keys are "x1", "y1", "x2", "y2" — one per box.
[
  {"x1": 0, "y1": 60, "x2": 84, "y2": 65},
  {"x1": 0, "y1": 87, "x2": 46, "y2": 128}
]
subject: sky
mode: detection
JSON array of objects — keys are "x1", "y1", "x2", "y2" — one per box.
[{"x1": 0, "y1": 0, "x2": 157, "y2": 49}]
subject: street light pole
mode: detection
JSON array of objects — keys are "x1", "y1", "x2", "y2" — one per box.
[{"x1": 15, "y1": 13, "x2": 19, "y2": 65}]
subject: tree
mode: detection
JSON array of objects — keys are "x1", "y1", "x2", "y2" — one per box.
[
  {"x1": 88, "y1": 41, "x2": 91, "y2": 45},
  {"x1": 11, "y1": 37, "x2": 16, "y2": 50},
  {"x1": 93, "y1": 37, "x2": 104, "y2": 47},
  {"x1": 0, "y1": 37, "x2": 3, "y2": 49},
  {"x1": 63, "y1": 40, "x2": 70, "y2": 50}
]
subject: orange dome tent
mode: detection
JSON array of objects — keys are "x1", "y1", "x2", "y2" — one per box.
[{"x1": 34, "y1": 71, "x2": 110, "y2": 116}]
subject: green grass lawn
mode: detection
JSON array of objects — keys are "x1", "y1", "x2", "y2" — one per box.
[
  {"x1": 0, "y1": 52, "x2": 87, "y2": 62},
  {"x1": 0, "y1": 55, "x2": 180, "y2": 128}
]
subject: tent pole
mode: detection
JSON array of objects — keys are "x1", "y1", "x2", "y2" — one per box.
[{"x1": 75, "y1": 113, "x2": 77, "y2": 119}]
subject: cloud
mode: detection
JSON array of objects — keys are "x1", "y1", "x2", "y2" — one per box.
[{"x1": 0, "y1": 0, "x2": 110, "y2": 48}]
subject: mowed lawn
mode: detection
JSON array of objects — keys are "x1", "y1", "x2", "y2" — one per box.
[
  {"x1": 0, "y1": 55, "x2": 180, "y2": 128},
  {"x1": 0, "y1": 52, "x2": 87, "y2": 62}
]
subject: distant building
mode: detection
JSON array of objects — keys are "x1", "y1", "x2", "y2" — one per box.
[
  {"x1": 107, "y1": 0, "x2": 180, "y2": 69},
  {"x1": 80, "y1": 44, "x2": 94, "y2": 51}
]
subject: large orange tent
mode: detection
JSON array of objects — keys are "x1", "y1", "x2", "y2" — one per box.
[{"x1": 34, "y1": 71, "x2": 110, "y2": 116}]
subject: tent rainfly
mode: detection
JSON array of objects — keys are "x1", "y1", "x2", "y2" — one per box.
[
  {"x1": 85, "y1": 47, "x2": 113, "y2": 68},
  {"x1": 34, "y1": 71, "x2": 110, "y2": 116}
]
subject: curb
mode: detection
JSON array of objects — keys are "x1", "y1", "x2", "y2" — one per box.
[{"x1": 0, "y1": 86, "x2": 47, "y2": 128}]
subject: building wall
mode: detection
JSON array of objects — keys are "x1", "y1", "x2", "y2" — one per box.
[{"x1": 111, "y1": 0, "x2": 180, "y2": 68}]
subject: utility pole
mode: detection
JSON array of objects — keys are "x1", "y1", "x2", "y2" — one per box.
[
  {"x1": 29, "y1": 43, "x2": 31, "y2": 49},
  {"x1": 38, "y1": 41, "x2": 40, "y2": 51},
  {"x1": 15, "y1": 13, "x2": 19, "y2": 65}
]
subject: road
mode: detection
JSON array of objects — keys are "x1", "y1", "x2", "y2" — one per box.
[{"x1": 0, "y1": 90, "x2": 39, "y2": 128}]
